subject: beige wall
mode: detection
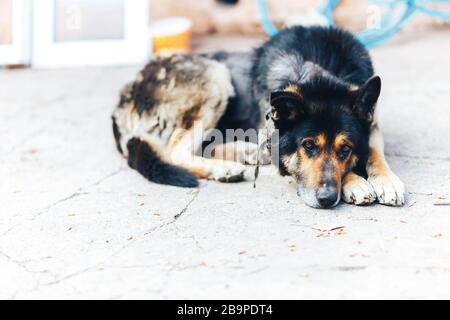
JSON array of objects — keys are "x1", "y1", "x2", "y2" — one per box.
[
  {"x1": 147, "y1": 0, "x2": 382, "y2": 35},
  {"x1": 0, "y1": 0, "x2": 13, "y2": 44},
  {"x1": 149, "y1": 0, "x2": 450, "y2": 36},
  {"x1": 149, "y1": 0, "x2": 321, "y2": 35}
]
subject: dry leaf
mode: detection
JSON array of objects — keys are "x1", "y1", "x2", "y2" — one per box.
[{"x1": 313, "y1": 225, "x2": 346, "y2": 237}]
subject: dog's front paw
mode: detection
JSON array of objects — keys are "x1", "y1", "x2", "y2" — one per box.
[
  {"x1": 368, "y1": 171, "x2": 406, "y2": 206},
  {"x1": 244, "y1": 144, "x2": 271, "y2": 166},
  {"x1": 210, "y1": 161, "x2": 246, "y2": 183},
  {"x1": 342, "y1": 173, "x2": 376, "y2": 206}
]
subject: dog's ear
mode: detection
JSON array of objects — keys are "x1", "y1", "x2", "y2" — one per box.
[
  {"x1": 352, "y1": 76, "x2": 381, "y2": 123},
  {"x1": 268, "y1": 90, "x2": 304, "y2": 125}
]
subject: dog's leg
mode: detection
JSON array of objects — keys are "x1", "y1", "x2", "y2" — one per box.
[
  {"x1": 342, "y1": 172, "x2": 376, "y2": 206},
  {"x1": 366, "y1": 123, "x2": 406, "y2": 206},
  {"x1": 169, "y1": 127, "x2": 247, "y2": 183},
  {"x1": 210, "y1": 141, "x2": 271, "y2": 165}
]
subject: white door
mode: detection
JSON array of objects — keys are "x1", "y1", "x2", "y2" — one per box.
[
  {"x1": 0, "y1": 0, "x2": 31, "y2": 66},
  {"x1": 32, "y1": 0, "x2": 150, "y2": 68}
]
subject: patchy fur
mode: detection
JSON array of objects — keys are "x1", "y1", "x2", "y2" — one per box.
[
  {"x1": 253, "y1": 26, "x2": 404, "y2": 208},
  {"x1": 111, "y1": 26, "x2": 405, "y2": 208},
  {"x1": 112, "y1": 54, "x2": 238, "y2": 187}
]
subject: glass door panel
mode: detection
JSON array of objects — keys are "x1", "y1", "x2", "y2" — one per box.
[
  {"x1": 54, "y1": 0, "x2": 125, "y2": 42},
  {"x1": 0, "y1": 0, "x2": 13, "y2": 45}
]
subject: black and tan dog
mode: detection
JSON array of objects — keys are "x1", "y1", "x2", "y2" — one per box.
[{"x1": 112, "y1": 26, "x2": 406, "y2": 209}]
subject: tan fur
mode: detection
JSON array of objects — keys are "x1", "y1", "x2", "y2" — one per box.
[
  {"x1": 167, "y1": 128, "x2": 186, "y2": 154},
  {"x1": 298, "y1": 147, "x2": 325, "y2": 191},
  {"x1": 343, "y1": 171, "x2": 361, "y2": 185},
  {"x1": 169, "y1": 124, "x2": 246, "y2": 181},
  {"x1": 367, "y1": 123, "x2": 389, "y2": 177},
  {"x1": 210, "y1": 141, "x2": 260, "y2": 165},
  {"x1": 333, "y1": 133, "x2": 351, "y2": 150},
  {"x1": 342, "y1": 171, "x2": 376, "y2": 205},
  {"x1": 283, "y1": 132, "x2": 358, "y2": 199},
  {"x1": 113, "y1": 55, "x2": 249, "y2": 182},
  {"x1": 367, "y1": 149, "x2": 388, "y2": 177},
  {"x1": 316, "y1": 133, "x2": 327, "y2": 149},
  {"x1": 366, "y1": 119, "x2": 406, "y2": 206},
  {"x1": 283, "y1": 84, "x2": 303, "y2": 98}
]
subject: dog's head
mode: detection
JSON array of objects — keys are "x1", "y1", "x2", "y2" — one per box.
[{"x1": 269, "y1": 76, "x2": 381, "y2": 209}]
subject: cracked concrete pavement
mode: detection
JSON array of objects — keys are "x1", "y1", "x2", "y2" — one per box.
[{"x1": 1, "y1": 31, "x2": 450, "y2": 299}]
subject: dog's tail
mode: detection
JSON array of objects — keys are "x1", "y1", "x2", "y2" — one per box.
[{"x1": 126, "y1": 137, "x2": 199, "y2": 188}]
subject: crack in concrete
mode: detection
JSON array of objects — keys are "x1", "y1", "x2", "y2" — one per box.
[
  {"x1": 34, "y1": 167, "x2": 123, "y2": 216},
  {"x1": 144, "y1": 189, "x2": 200, "y2": 236},
  {"x1": 174, "y1": 189, "x2": 200, "y2": 220},
  {"x1": 0, "y1": 250, "x2": 57, "y2": 280},
  {"x1": 35, "y1": 192, "x2": 88, "y2": 216},
  {"x1": 2, "y1": 225, "x2": 15, "y2": 237},
  {"x1": 4, "y1": 170, "x2": 199, "y2": 299},
  {"x1": 53, "y1": 188, "x2": 204, "y2": 287},
  {"x1": 41, "y1": 267, "x2": 93, "y2": 287}
]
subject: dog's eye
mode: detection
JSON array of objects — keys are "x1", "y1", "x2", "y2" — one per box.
[
  {"x1": 338, "y1": 145, "x2": 352, "y2": 160},
  {"x1": 303, "y1": 140, "x2": 317, "y2": 154}
]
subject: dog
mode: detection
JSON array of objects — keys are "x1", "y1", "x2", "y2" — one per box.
[{"x1": 112, "y1": 26, "x2": 406, "y2": 209}]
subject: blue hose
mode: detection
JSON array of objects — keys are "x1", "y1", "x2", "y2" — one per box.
[
  {"x1": 256, "y1": 0, "x2": 450, "y2": 48},
  {"x1": 256, "y1": 0, "x2": 279, "y2": 36}
]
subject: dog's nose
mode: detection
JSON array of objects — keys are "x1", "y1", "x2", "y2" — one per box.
[{"x1": 316, "y1": 186, "x2": 339, "y2": 208}]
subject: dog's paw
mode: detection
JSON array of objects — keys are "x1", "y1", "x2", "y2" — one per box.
[
  {"x1": 210, "y1": 161, "x2": 246, "y2": 183},
  {"x1": 368, "y1": 171, "x2": 406, "y2": 206},
  {"x1": 242, "y1": 143, "x2": 258, "y2": 165},
  {"x1": 243, "y1": 143, "x2": 271, "y2": 166},
  {"x1": 342, "y1": 173, "x2": 376, "y2": 206}
]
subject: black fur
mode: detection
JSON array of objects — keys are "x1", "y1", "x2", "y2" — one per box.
[
  {"x1": 207, "y1": 52, "x2": 261, "y2": 135},
  {"x1": 112, "y1": 116, "x2": 123, "y2": 154},
  {"x1": 127, "y1": 138, "x2": 199, "y2": 188},
  {"x1": 115, "y1": 26, "x2": 379, "y2": 188},
  {"x1": 123, "y1": 55, "x2": 212, "y2": 116},
  {"x1": 252, "y1": 26, "x2": 374, "y2": 96},
  {"x1": 250, "y1": 26, "x2": 378, "y2": 178}
]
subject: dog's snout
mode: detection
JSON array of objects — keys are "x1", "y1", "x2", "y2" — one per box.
[{"x1": 316, "y1": 185, "x2": 339, "y2": 208}]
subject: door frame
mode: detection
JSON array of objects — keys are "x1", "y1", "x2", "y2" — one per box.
[
  {"x1": 32, "y1": 0, "x2": 150, "y2": 68},
  {"x1": 0, "y1": 0, "x2": 31, "y2": 66}
]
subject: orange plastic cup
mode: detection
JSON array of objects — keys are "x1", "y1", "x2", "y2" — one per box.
[{"x1": 150, "y1": 17, "x2": 193, "y2": 56}]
